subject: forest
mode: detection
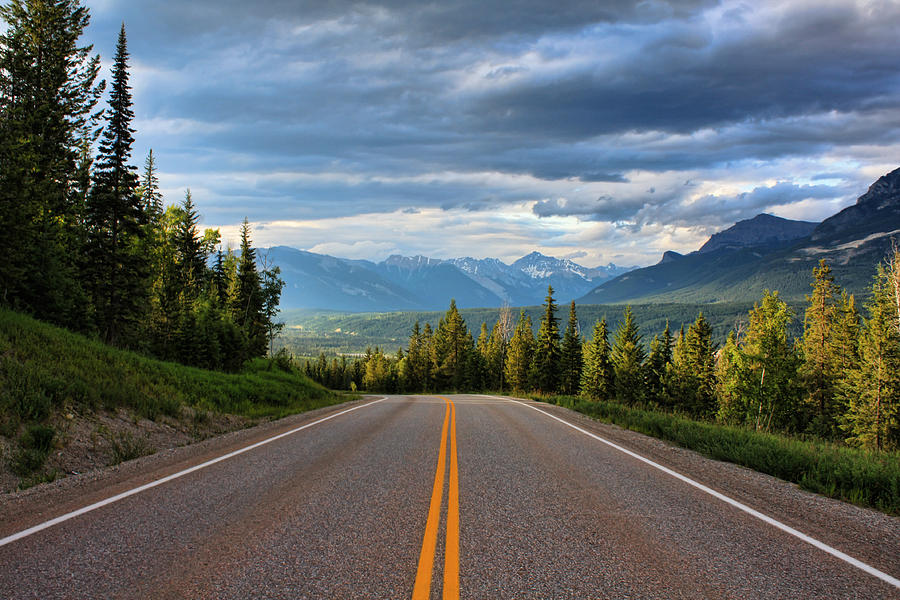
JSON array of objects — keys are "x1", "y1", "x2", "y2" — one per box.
[
  {"x1": 306, "y1": 257, "x2": 900, "y2": 452},
  {"x1": 0, "y1": 1, "x2": 284, "y2": 371}
]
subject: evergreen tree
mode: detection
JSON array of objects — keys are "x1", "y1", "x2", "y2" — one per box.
[
  {"x1": 260, "y1": 253, "x2": 285, "y2": 356},
  {"x1": 531, "y1": 285, "x2": 561, "y2": 393},
  {"x1": 406, "y1": 321, "x2": 429, "y2": 392},
  {"x1": 799, "y1": 259, "x2": 843, "y2": 437},
  {"x1": 173, "y1": 189, "x2": 206, "y2": 297},
  {"x1": 716, "y1": 291, "x2": 803, "y2": 432},
  {"x1": 715, "y1": 330, "x2": 742, "y2": 423},
  {"x1": 230, "y1": 217, "x2": 266, "y2": 357},
  {"x1": 645, "y1": 322, "x2": 672, "y2": 406},
  {"x1": 505, "y1": 310, "x2": 535, "y2": 392},
  {"x1": 431, "y1": 299, "x2": 470, "y2": 390},
  {"x1": 0, "y1": 0, "x2": 104, "y2": 322},
  {"x1": 137, "y1": 148, "x2": 163, "y2": 220},
  {"x1": 581, "y1": 317, "x2": 613, "y2": 401},
  {"x1": 611, "y1": 306, "x2": 646, "y2": 406},
  {"x1": 559, "y1": 301, "x2": 583, "y2": 395},
  {"x1": 667, "y1": 313, "x2": 717, "y2": 417},
  {"x1": 84, "y1": 24, "x2": 146, "y2": 345},
  {"x1": 485, "y1": 309, "x2": 512, "y2": 391},
  {"x1": 841, "y1": 261, "x2": 900, "y2": 450}
]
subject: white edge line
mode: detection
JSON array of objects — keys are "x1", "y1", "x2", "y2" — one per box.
[
  {"x1": 502, "y1": 396, "x2": 900, "y2": 591},
  {"x1": 0, "y1": 397, "x2": 387, "y2": 548}
]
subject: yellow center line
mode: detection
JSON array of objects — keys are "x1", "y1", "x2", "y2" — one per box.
[
  {"x1": 412, "y1": 399, "x2": 450, "y2": 600},
  {"x1": 443, "y1": 396, "x2": 460, "y2": 600}
]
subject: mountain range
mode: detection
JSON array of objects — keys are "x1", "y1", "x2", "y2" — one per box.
[
  {"x1": 266, "y1": 166, "x2": 900, "y2": 312},
  {"x1": 578, "y1": 167, "x2": 900, "y2": 305},
  {"x1": 264, "y1": 247, "x2": 635, "y2": 312}
]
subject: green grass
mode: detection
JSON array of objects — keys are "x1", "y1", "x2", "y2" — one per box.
[
  {"x1": 536, "y1": 394, "x2": 900, "y2": 515},
  {"x1": 0, "y1": 308, "x2": 345, "y2": 432}
]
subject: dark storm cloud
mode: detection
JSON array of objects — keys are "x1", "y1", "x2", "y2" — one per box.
[{"x1": 81, "y1": 0, "x2": 900, "y2": 233}]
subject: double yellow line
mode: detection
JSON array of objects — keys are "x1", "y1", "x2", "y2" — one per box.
[{"x1": 412, "y1": 396, "x2": 460, "y2": 600}]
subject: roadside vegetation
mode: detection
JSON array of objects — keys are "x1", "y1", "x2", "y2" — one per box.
[
  {"x1": 0, "y1": 308, "x2": 343, "y2": 489},
  {"x1": 537, "y1": 395, "x2": 900, "y2": 515},
  {"x1": 304, "y1": 251, "x2": 900, "y2": 514}
]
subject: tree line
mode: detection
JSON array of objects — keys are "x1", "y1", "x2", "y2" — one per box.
[
  {"x1": 0, "y1": 1, "x2": 283, "y2": 370},
  {"x1": 307, "y1": 255, "x2": 900, "y2": 451}
]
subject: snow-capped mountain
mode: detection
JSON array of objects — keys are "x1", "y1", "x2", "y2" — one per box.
[{"x1": 267, "y1": 248, "x2": 635, "y2": 311}]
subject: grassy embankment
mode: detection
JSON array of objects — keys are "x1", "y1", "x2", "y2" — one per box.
[
  {"x1": 534, "y1": 394, "x2": 900, "y2": 515},
  {"x1": 0, "y1": 308, "x2": 346, "y2": 488}
]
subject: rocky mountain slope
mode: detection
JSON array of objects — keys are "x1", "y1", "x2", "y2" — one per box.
[{"x1": 578, "y1": 167, "x2": 900, "y2": 304}]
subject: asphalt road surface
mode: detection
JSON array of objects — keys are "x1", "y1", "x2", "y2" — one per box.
[{"x1": 1, "y1": 394, "x2": 898, "y2": 599}]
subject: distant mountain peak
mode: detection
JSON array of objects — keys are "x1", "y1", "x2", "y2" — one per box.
[
  {"x1": 659, "y1": 250, "x2": 683, "y2": 264},
  {"x1": 855, "y1": 167, "x2": 900, "y2": 210},
  {"x1": 811, "y1": 166, "x2": 900, "y2": 243},
  {"x1": 698, "y1": 213, "x2": 818, "y2": 254}
]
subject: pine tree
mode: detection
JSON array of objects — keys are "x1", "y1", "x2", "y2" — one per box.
[
  {"x1": 230, "y1": 217, "x2": 266, "y2": 358},
  {"x1": 486, "y1": 307, "x2": 512, "y2": 391},
  {"x1": 559, "y1": 301, "x2": 583, "y2": 395},
  {"x1": 431, "y1": 299, "x2": 470, "y2": 390},
  {"x1": 841, "y1": 261, "x2": 900, "y2": 451},
  {"x1": 137, "y1": 149, "x2": 163, "y2": 220},
  {"x1": 581, "y1": 317, "x2": 613, "y2": 401},
  {"x1": 85, "y1": 24, "x2": 146, "y2": 345},
  {"x1": 0, "y1": 0, "x2": 104, "y2": 322},
  {"x1": 611, "y1": 306, "x2": 646, "y2": 406},
  {"x1": 645, "y1": 322, "x2": 672, "y2": 406},
  {"x1": 718, "y1": 291, "x2": 803, "y2": 432},
  {"x1": 173, "y1": 189, "x2": 206, "y2": 296},
  {"x1": 799, "y1": 259, "x2": 843, "y2": 437},
  {"x1": 667, "y1": 313, "x2": 717, "y2": 417},
  {"x1": 531, "y1": 285, "x2": 561, "y2": 393},
  {"x1": 505, "y1": 310, "x2": 535, "y2": 392},
  {"x1": 406, "y1": 321, "x2": 428, "y2": 392}
]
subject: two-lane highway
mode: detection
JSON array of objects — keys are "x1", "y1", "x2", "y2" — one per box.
[{"x1": 1, "y1": 395, "x2": 898, "y2": 598}]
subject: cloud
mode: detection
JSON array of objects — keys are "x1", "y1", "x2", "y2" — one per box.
[{"x1": 76, "y1": 0, "x2": 900, "y2": 265}]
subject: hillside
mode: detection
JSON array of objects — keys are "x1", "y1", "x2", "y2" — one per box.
[
  {"x1": 579, "y1": 168, "x2": 900, "y2": 304},
  {"x1": 0, "y1": 309, "x2": 342, "y2": 491}
]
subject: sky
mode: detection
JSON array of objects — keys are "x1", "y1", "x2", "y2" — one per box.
[{"x1": 80, "y1": 0, "x2": 900, "y2": 267}]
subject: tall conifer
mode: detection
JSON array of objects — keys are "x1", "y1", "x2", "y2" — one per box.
[
  {"x1": 581, "y1": 317, "x2": 613, "y2": 401},
  {"x1": 559, "y1": 301, "x2": 583, "y2": 395},
  {"x1": 531, "y1": 285, "x2": 561, "y2": 393},
  {"x1": 85, "y1": 24, "x2": 146, "y2": 345},
  {"x1": 611, "y1": 306, "x2": 646, "y2": 406}
]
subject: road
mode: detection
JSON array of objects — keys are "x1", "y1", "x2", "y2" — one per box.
[{"x1": 1, "y1": 394, "x2": 898, "y2": 599}]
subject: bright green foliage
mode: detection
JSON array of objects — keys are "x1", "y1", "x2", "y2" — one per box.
[
  {"x1": 0, "y1": 0, "x2": 103, "y2": 323},
  {"x1": 505, "y1": 310, "x2": 535, "y2": 392},
  {"x1": 484, "y1": 317, "x2": 509, "y2": 391},
  {"x1": 362, "y1": 347, "x2": 397, "y2": 392},
  {"x1": 841, "y1": 259, "x2": 900, "y2": 451},
  {"x1": 799, "y1": 259, "x2": 846, "y2": 437},
  {"x1": 405, "y1": 321, "x2": 430, "y2": 391},
  {"x1": 84, "y1": 25, "x2": 146, "y2": 346},
  {"x1": 559, "y1": 301, "x2": 583, "y2": 395},
  {"x1": 645, "y1": 322, "x2": 672, "y2": 406},
  {"x1": 667, "y1": 313, "x2": 717, "y2": 417},
  {"x1": 611, "y1": 306, "x2": 645, "y2": 406},
  {"x1": 581, "y1": 317, "x2": 613, "y2": 401},
  {"x1": 430, "y1": 299, "x2": 473, "y2": 390},
  {"x1": 716, "y1": 291, "x2": 803, "y2": 432},
  {"x1": 530, "y1": 286, "x2": 561, "y2": 393}
]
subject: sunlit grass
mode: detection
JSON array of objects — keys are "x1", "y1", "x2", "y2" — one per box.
[{"x1": 537, "y1": 394, "x2": 900, "y2": 516}]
